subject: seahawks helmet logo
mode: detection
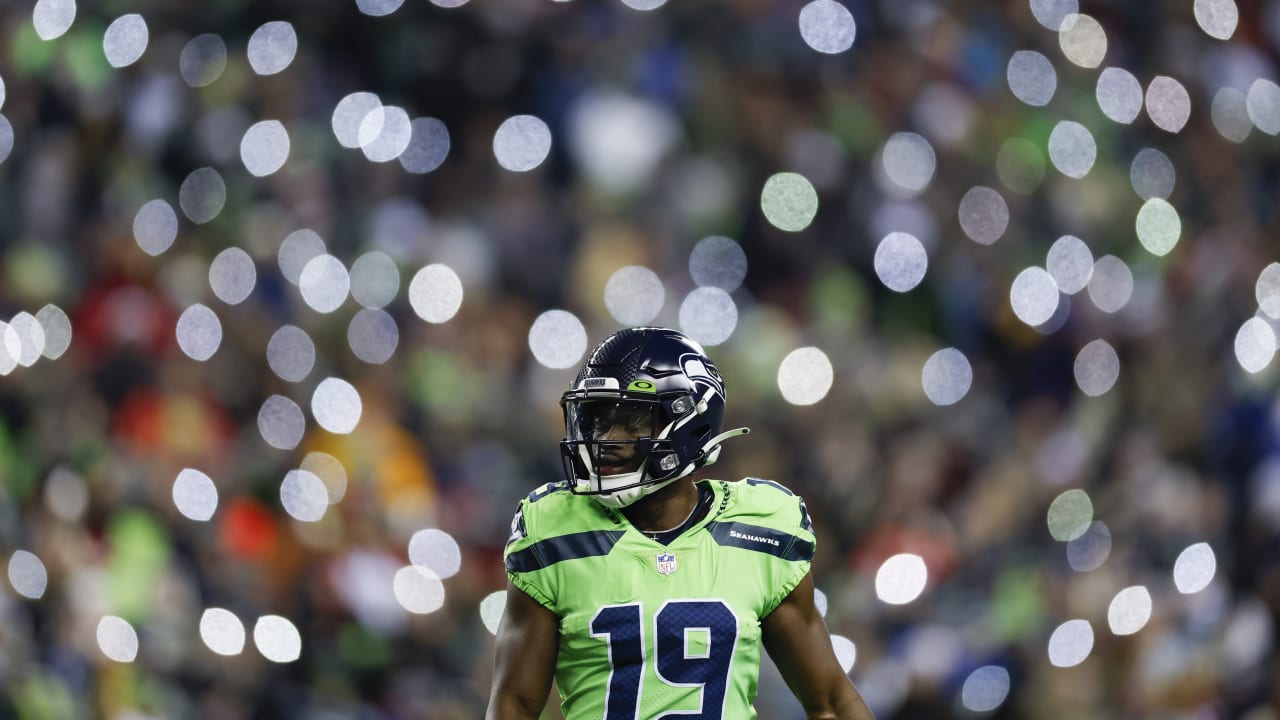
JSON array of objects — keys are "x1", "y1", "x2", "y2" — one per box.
[{"x1": 680, "y1": 354, "x2": 725, "y2": 398}]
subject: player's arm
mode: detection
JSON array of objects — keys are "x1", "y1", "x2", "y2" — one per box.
[
  {"x1": 762, "y1": 573, "x2": 876, "y2": 720},
  {"x1": 486, "y1": 581, "x2": 560, "y2": 720}
]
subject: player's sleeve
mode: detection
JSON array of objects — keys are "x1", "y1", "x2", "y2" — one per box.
[
  {"x1": 502, "y1": 492, "x2": 558, "y2": 613},
  {"x1": 763, "y1": 491, "x2": 817, "y2": 616}
]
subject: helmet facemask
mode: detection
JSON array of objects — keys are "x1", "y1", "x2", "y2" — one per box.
[
  {"x1": 560, "y1": 393, "x2": 682, "y2": 505},
  {"x1": 560, "y1": 386, "x2": 748, "y2": 508}
]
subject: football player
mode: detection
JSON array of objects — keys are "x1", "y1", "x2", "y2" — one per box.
[{"x1": 487, "y1": 327, "x2": 875, "y2": 719}]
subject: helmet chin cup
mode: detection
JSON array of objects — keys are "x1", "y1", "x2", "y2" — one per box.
[{"x1": 589, "y1": 474, "x2": 680, "y2": 509}]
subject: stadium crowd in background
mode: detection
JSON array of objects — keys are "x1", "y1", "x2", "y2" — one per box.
[{"x1": 0, "y1": 0, "x2": 1278, "y2": 717}]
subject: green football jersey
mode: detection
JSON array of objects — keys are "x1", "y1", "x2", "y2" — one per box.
[{"x1": 504, "y1": 477, "x2": 815, "y2": 720}]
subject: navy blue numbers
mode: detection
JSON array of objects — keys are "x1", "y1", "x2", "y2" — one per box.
[
  {"x1": 590, "y1": 604, "x2": 645, "y2": 719},
  {"x1": 526, "y1": 480, "x2": 570, "y2": 503},
  {"x1": 654, "y1": 600, "x2": 737, "y2": 719},
  {"x1": 591, "y1": 599, "x2": 737, "y2": 719}
]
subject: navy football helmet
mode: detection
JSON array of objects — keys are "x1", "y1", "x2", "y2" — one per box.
[{"x1": 560, "y1": 327, "x2": 750, "y2": 508}]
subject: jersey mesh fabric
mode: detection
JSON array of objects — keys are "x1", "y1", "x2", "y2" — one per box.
[{"x1": 503, "y1": 478, "x2": 815, "y2": 719}]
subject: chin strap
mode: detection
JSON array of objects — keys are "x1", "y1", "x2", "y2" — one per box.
[
  {"x1": 705, "y1": 426, "x2": 750, "y2": 448},
  {"x1": 699, "y1": 426, "x2": 750, "y2": 466},
  {"x1": 590, "y1": 474, "x2": 679, "y2": 509},
  {"x1": 582, "y1": 385, "x2": 751, "y2": 506},
  {"x1": 588, "y1": 426, "x2": 751, "y2": 508}
]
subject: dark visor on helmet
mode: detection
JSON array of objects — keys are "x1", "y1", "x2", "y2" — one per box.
[{"x1": 565, "y1": 398, "x2": 659, "y2": 442}]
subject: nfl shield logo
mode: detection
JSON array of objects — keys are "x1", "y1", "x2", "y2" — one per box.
[{"x1": 656, "y1": 552, "x2": 677, "y2": 576}]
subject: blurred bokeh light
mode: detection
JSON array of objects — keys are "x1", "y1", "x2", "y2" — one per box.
[{"x1": 0, "y1": 0, "x2": 1276, "y2": 718}]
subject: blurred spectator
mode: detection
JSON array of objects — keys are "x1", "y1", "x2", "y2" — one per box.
[{"x1": 0, "y1": 0, "x2": 1278, "y2": 718}]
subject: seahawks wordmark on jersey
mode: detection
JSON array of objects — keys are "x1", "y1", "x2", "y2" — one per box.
[{"x1": 503, "y1": 477, "x2": 814, "y2": 720}]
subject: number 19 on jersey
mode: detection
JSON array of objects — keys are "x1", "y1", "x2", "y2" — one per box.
[{"x1": 589, "y1": 599, "x2": 738, "y2": 719}]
